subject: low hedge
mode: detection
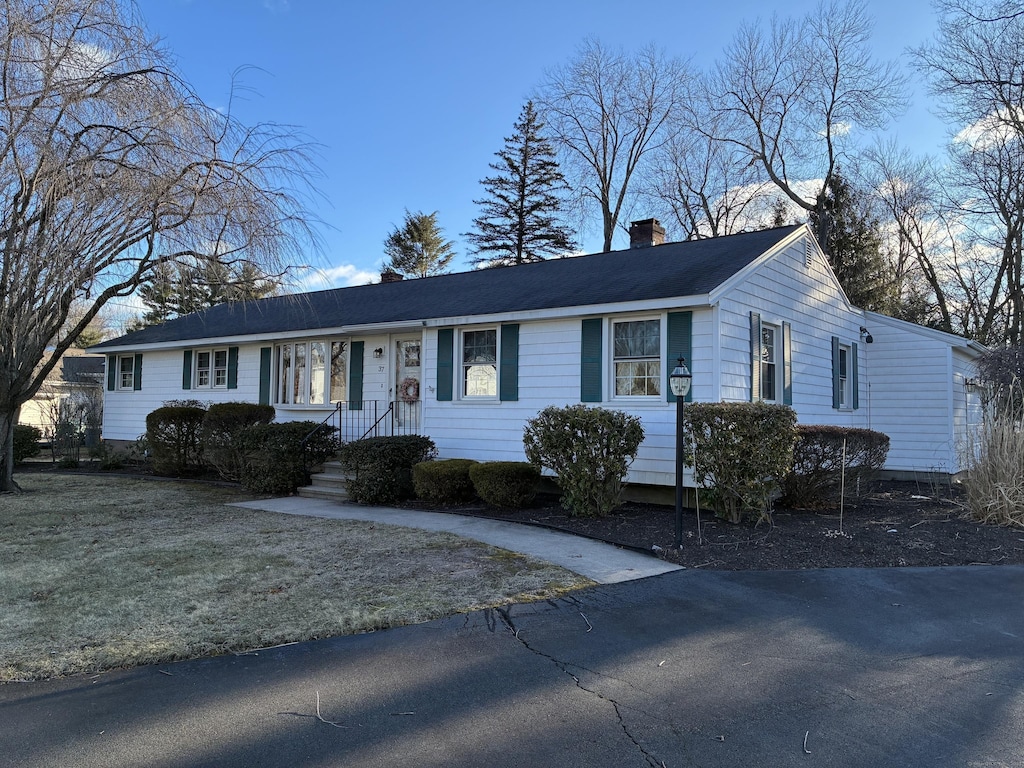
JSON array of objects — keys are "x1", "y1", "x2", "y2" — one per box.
[
  {"x1": 413, "y1": 459, "x2": 479, "y2": 504},
  {"x1": 236, "y1": 421, "x2": 337, "y2": 495},
  {"x1": 470, "y1": 461, "x2": 540, "y2": 508},
  {"x1": 146, "y1": 404, "x2": 207, "y2": 476},
  {"x1": 781, "y1": 425, "x2": 890, "y2": 508},
  {"x1": 337, "y1": 435, "x2": 436, "y2": 504},
  {"x1": 201, "y1": 402, "x2": 275, "y2": 481}
]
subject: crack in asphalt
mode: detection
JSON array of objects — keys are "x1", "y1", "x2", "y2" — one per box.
[{"x1": 495, "y1": 606, "x2": 665, "y2": 768}]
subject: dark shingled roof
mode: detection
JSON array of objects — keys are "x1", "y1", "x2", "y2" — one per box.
[{"x1": 94, "y1": 225, "x2": 800, "y2": 349}]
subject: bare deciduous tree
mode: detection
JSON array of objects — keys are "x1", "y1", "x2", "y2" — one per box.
[
  {"x1": 646, "y1": 88, "x2": 778, "y2": 240},
  {"x1": 535, "y1": 39, "x2": 690, "y2": 252},
  {"x1": 707, "y1": 0, "x2": 905, "y2": 231},
  {"x1": 0, "y1": 0, "x2": 318, "y2": 492}
]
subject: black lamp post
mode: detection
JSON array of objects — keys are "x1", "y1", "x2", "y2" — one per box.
[{"x1": 669, "y1": 357, "x2": 692, "y2": 548}]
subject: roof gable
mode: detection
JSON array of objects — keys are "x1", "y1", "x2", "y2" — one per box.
[{"x1": 94, "y1": 225, "x2": 801, "y2": 349}]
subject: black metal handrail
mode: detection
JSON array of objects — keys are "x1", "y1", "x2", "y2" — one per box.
[
  {"x1": 299, "y1": 401, "x2": 343, "y2": 449},
  {"x1": 359, "y1": 401, "x2": 394, "y2": 441}
]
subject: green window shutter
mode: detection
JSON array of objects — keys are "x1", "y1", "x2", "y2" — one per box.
[
  {"x1": 107, "y1": 354, "x2": 116, "y2": 391},
  {"x1": 436, "y1": 328, "x2": 454, "y2": 402},
  {"x1": 349, "y1": 340, "x2": 364, "y2": 410},
  {"x1": 499, "y1": 324, "x2": 519, "y2": 402},
  {"x1": 666, "y1": 311, "x2": 692, "y2": 403},
  {"x1": 831, "y1": 336, "x2": 841, "y2": 409},
  {"x1": 133, "y1": 353, "x2": 143, "y2": 391},
  {"x1": 580, "y1": 318, "x2": 603, "y2": 403},
  {"x1": 750, "y1": 312, "x2": 762, "y2": 402},
  {"x1": 227, "y1": 347, "x2": 239, "y2": 389},
  {"x1": 782, "y1": 322, "x2": 793, "y2": 406},
  {"x1": 258, "y1": 347, "x2": 272, "y2": 405},
  {"x1": 851, "y1": 341, "x2": 859, "y2": 410},
  {"x1": 182, "y1": 350, "x2": 193, "y2": 390}
]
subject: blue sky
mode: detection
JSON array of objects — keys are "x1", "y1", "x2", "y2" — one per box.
[{"x1": 134, "y1": 0, "x2": 946, "y2": 289}]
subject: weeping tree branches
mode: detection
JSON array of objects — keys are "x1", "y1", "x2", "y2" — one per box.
[{"x1": 0, "y1": 0, "x2": 319, "y2": 492}]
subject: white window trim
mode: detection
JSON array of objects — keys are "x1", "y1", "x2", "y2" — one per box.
[
  {"x1": 610, "y1": 315, "x2": 664, "y2": 400},
  {"x1": 459, "y1": 326, "x2": 500, "y2": 401},
  {"x1": 837, "y1": 342, "x2": 853, "y2": 410},
  {"x1": 274, "y1": 338, "x2": 337, "y2": 408},
  {"x1": 760, "y1": 320, "x2": 783, "y2": 404},
  {"x1": 118, "y1": 355, "x2": 135, "y2": 391},
  {"x1": 194, "y1": 348, "x2": 229, "y2": 390}
]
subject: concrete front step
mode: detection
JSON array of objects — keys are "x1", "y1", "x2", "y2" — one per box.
[
  {"x1": 297, "y1": 484, "x2": 351, "y2": 501},
  {"x1": 299, "y1": 461, "x2": 353, "y2": 501}
]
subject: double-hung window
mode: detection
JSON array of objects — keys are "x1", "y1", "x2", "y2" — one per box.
[
  {"x1": 832, "y1": 337, "x2": 857, "y2": 410},
  {"x1": 195, "y1": 349, "x2": 229, "y2": 389},
  {"x1": 613, "y1": 319, "x2": 661, "y2": 397},
  {"x1": 760, "y1": 323, "x2": 780, "y2": 402},
  {"x1": 462, "y1": 329, "x2": 497, "y2": 398},
  {"x1": 119, "y1": 355, "x2": 136, "y2": 390}
]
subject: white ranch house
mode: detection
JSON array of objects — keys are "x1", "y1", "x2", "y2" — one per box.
[{"x1": 94, "y1": 221, "x2": 986, "y2": 485}]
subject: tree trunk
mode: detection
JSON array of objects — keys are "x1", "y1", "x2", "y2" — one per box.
[{"x1": 0, "y1": 408, "x2": 22, "y2": 494}]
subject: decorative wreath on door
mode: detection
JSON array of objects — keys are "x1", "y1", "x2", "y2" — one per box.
[{"x1": 399, "y1": 377, "x2": 420, "y2": 403}]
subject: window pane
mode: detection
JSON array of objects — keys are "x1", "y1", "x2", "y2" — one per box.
[
  {"x1": 761, "y1": 325, "x2": 778, "y2": 401},
  {"x1": 465, "y1": 364, "x2": 496, "y2": 396},
  {"x1": 293, "y1": 343, "x2": 306, "y2": 404},
  {"x1": 213, "y1": 350, "x2": 228, "y2": 387},
  {"x1": 330, "y1": 341, "x2": 347, "y2": 403},
  {"x1": 463, "y1": 330, "x2": 496, "y2": 364},
  {"x1": 614, "y1": 320, "x2": 660, "y2": 358},
  {"x1": 616, "y1": 360, "x2": 661, "y2": 396},
  {"x1": 309, "y1": 341, "x2": 326, "y2": 405},
  {"x1": 278, "y1": 344, "x2": 292, "y2": 404}
]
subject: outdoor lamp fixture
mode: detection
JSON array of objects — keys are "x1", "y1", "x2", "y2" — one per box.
[
  {"x1": 669, "y1": 357, "x2": 692, "y2": 548},
  {"x1": 859, "y1": 326, "x2": 873, "y2": 344},
  {"x1": 373, "y1": 347, "x2": 385, "y2": 359}
]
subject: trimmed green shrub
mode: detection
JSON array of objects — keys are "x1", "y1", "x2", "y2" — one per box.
[
  {"x1": 470, "y1": 461, "x2": 540, "y2": 508},
  {"x1": 201, "y1": 402, "x2": 276, "y2": 481},
  {"x1": 413, "y1": 459, "x2": 479, "y2": 504},
  {"x1": 523, "y1": 404, "x2": 644, "y2": 517},
  {"x1": 781, "y1": 426, "x2": 890, "y2": 508},
  {"x1": 237, "y1": 421, "x2": 337, "y2": 495},
  {"x1": 13, "y1": 424, "x2": 42, "y2": 464},
  {"x1": 686, "y1": 402, "x2": 798, "y2": 523},
  {"x1": 337, "y1": 435, "x2": 437, "y2": 504},
  {"x1": 146, "y1": 404, "x2": 207, "y2": 476}
]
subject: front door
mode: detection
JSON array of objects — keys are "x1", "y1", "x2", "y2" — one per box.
[{"x1": 394, "y1": 338, "x2": 421, "y2": 431}]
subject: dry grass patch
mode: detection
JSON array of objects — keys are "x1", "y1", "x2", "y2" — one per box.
[{"x1": 1, "y1": 475, "x2": 591, "y2": 681}]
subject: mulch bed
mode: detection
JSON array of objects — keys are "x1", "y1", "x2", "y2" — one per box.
[
  {"x1": 22, "y1": 461, "x2": 1024, "y2": 570},
  {"x1": 404, "y1": 481, "x2": 1024, "y2": 570}
]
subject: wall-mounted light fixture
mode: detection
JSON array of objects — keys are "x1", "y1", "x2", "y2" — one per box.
[
  {"x1": 859, "y1": 326, "x2": 873, "y2": 344},
  {"x1": 373, "y1": 347, "x2": 384, "y2": 359}
]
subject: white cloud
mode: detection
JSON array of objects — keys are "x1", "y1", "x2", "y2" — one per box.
[{"x1": 291, "y1": 263, "x2": 378, "y2": 291}]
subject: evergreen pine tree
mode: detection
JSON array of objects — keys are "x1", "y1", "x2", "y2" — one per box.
[
  {"x1": 466, "y1": 101, "x2": 576, "y2": 266},
  {"x1": 810, "y1": 171, "x2": 898, "y2": 313},
  {"x1": 383, "y1": 210, "x2": 456, "y2": 278}
]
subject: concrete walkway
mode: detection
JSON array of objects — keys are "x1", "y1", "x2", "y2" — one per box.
[{"x1": 232, "y1": 496, "x2": 682, "y2": 584}]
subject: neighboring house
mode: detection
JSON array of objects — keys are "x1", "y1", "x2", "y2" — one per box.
[
  {"x1": 92, "y1": 221, "x2": 986, "y2": 484},
  {"x1": 19, "y1": 350, "x2": 105, "y2": 443}
]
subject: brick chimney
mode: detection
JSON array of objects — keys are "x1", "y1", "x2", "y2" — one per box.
[
  {"x1": 629, "y1": 218, "x2": 666, "y2": 248},
  {"x1": 381, "y1": 269, "x2": 404, "y2": 283}
]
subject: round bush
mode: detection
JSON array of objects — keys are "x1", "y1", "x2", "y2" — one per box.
[
  {"x1": 13, "y1": 424, "x2": 42, "y2": 464},
  {"x1": 201, "y1": 402, "x2": 275, "y2": 481},
  {"x1": 470, "y1": 462, "x2": 540, "y2": 508},
  {"x1": 413, "y1": 459, "x2": 479, "y2": 504}
]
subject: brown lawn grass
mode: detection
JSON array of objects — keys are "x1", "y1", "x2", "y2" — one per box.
[{"x1": 0, "y1": 474, "x2": 591, "y2": 681}]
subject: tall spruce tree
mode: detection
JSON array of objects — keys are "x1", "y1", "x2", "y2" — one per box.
[
  {"x1": 384, "y1": 210, "x2": 456, "y2": 278},
  {"x1": 138, "y1": 259, "x2": 280, "y2": 326},
  {"x1": 466, "y1": 102, "x2": 576, "y2": 266},
  {"x1": 810, "y1": 170, "x2": 898, "y2": 313}
]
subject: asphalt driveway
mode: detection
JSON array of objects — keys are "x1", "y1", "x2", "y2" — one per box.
[{"x1": 2, "y1": 566, "x2": 1023, "y2": 767}]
